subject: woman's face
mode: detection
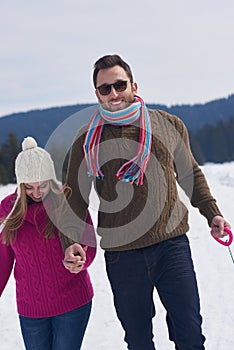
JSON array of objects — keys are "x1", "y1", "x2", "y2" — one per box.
[{"x1": 23, "y1": 181, "x2": 50, "y2": 202}]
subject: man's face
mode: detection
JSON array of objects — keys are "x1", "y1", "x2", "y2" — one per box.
[{"x1": 95, "y1": 65, "x2": 138, "y2": 112}]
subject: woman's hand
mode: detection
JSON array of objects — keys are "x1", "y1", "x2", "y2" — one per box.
[{"x1": 63, "y1": 243, "x2": 87, "y2": 274}]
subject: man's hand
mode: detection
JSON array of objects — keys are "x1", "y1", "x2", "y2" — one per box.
[
  {"x1": 63, "y1": 243, "x2": 87, "y2": 274},
  {"x1": 211, "y1": 215, "x2": 231, "y2": 238}
]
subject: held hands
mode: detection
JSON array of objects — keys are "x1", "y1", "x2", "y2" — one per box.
[
  {"x1": 63, "y1": 243, "x2": 87, "y2": 274},
  {"x1": 210, "y1": 215, "x2": 231, "y2": 238}
]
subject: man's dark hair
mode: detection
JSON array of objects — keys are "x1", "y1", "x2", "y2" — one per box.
[{"x1": 93, "y1": 54, "x2": 134, "y2": 88}]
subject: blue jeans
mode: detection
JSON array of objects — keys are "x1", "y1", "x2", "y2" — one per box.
[
  {"x1": 105, "y1": 235, "x2": 206, "y2": 350},
  {"x1": 19, "y1": 301, "x2": 92, "y2": 350}
]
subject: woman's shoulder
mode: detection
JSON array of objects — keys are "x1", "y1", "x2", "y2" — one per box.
[{"x1": 0, "y1": 191, "x2": 17, "y2": 216}]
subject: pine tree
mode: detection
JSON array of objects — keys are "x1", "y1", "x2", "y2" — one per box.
[{"x1": 0, "y1": 133, "x2": 20, "y2": 184}]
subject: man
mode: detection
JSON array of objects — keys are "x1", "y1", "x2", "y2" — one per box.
[{"x1": 62, "y1": 54, "x2": 230, "y2": 349}]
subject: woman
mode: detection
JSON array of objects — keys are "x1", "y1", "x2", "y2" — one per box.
[{"x1": 0, "y1": 137, "x2": 96, "y2": 350}]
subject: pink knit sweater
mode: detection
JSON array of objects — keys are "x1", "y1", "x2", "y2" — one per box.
[{"x1": 0, "y1": 192, "x2": 96, "y2": 318}]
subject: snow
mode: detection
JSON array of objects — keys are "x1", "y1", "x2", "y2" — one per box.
[{"x1": 0, "y1": 162, "x2": 234, "y2": 349}]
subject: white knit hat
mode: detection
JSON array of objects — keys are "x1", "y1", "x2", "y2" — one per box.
[
  {"x1": 0, "y1": 137, "x2": 59, "y2": 230},
  {"x1": 15, "y1": 136, "x2": 57, "y2": 185}
]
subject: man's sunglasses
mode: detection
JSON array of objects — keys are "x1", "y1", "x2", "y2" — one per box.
[{"x1": 96, "y1": 80, "x2": 129, "y2": 96}]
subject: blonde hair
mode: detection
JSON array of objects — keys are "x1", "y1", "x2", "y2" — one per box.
[{"x1": 1, "y1": 181, "x2": 71, "y2": 245}]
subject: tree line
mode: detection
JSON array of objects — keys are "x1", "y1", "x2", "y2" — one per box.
[
  {"x1": 1, "y1": 117, "x2": 234, "y2": 185},
  {"x1": 190, "y1": 116, "x2": 234, "y2": 164}
]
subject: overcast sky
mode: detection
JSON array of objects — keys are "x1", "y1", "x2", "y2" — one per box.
[{"x1": 1, "y1": 0, "x2": 233, "y2": 117}]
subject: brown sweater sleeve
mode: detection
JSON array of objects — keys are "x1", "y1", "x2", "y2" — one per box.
[
  {"x1": 66, "y1": 127, "x2": 92, "y2": 222},
  {"x1": 59, "y1": 232, "x2": 76, "y2": 252},
  {"x1": 59, "y1": 126, "x2": 93, "y2": 248},
  {"x1": 173, "y1": 116, "x2": 222, "y2": 225}
]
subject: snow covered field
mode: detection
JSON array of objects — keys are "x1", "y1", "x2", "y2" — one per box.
[{"x1": 0, "y1": 162, "x2": 234, "y2": 349}]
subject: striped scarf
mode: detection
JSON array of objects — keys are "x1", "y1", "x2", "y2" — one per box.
[{"x1": 83, "y1": 96, "x2": 152, "y2": 185}]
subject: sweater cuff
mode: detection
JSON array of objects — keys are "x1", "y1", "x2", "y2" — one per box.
[
  {"x1": 200, "y1": 202, "x2": 223, "y2": 226},
  {"x1": 59, "y1": 232, "x2": 76, "y2": 252}
]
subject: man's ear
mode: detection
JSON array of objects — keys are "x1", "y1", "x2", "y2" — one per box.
[{"x1": 132, "y1": 82, "x2": 138, "y2": 94}]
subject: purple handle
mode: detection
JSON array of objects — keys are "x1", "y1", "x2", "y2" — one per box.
[{"x1": 211, "y1": 226, "x2": 233, "y2": 246}]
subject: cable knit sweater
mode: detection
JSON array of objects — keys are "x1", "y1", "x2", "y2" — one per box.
[
  {"x1": 62, "y1": 109, "x2": 222, "y2": 251},
  {"x1": 0, "y1": 192, "x2": 96, "y2": 318}
]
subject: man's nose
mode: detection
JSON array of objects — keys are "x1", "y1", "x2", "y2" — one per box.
[{"x1": 109, "y1": 85, "x2": 119, "y2": 97}]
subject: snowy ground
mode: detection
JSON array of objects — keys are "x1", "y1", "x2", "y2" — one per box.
[{"x1": 0, "y1": 162, "x2": 234, "y2": 349}]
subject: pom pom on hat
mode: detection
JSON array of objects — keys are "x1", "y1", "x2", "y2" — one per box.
[
  {"x1": 15, "y1": 136, "x2": 58, "y2": 185},
  {"x1": 22, "y1": 137, "x2": 38, "y2": 151}
]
